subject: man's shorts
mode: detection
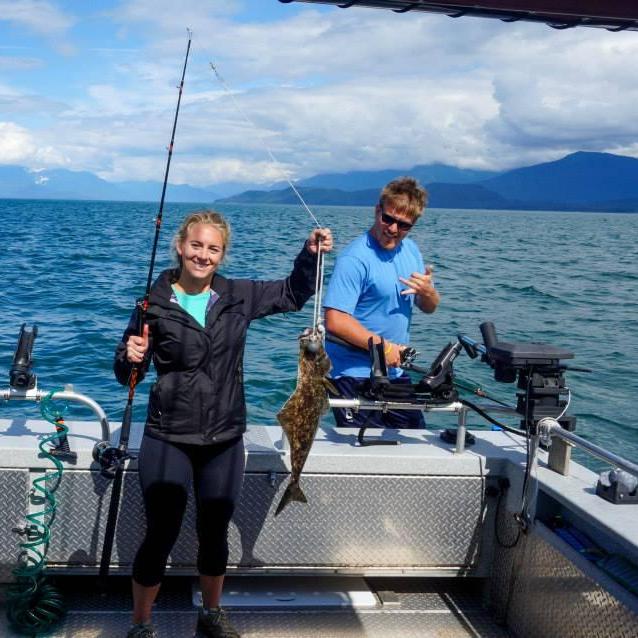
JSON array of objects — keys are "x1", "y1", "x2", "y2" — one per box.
[{"x1": 329, "y1": 375, "x2": 425, "y2": 429}]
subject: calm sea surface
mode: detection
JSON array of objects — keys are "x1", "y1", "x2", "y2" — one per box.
[{"x1": 1, "y1": 199, "x2": 637, "y2": 470}]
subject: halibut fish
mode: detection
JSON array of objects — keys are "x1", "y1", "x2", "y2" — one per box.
[{"x1": 275, "y1": 329, "x2": 335, "y2": 516}]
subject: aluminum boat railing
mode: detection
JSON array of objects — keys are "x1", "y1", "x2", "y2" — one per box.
[
  {"x1": 3, "y1": 384, "x2": 636, "y2": 481},
  {"x1": 328, "y1": 398, "x2": 638, "y2": 479},
  {"x1": 1, "y1": 384, "x2": 111, "y2": 444}
]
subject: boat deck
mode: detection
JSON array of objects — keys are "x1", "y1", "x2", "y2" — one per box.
[
  {"x1": 1, "y1": 421, "x2": 636, "y2": 636},
  {"x1": 0, "y1": 575, "x2": 511, "y2": 637}
]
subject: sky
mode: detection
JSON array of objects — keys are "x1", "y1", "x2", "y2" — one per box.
[{"x1": 1, "y1": 0, "x2": 638, "y2": 189}]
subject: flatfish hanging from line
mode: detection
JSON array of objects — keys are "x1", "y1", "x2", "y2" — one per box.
[{"x1": 275, "y1": 328, "x2": 336, "y2": 517}]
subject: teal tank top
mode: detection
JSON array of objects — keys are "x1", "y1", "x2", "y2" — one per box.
[{"x1": 171, "y1": 286, "x2": 210, "y2": 328}]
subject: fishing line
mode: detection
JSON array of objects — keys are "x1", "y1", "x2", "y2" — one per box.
[
  {"x1": 209, "y1": 61, "x2": 327, "y2": 335},
  {"x1": 312, "y1": 247, "x2": 326, "y2": 335},
  {"x1": 454, "y1": 376, "x2": 511, "y2": 408},
  {"x1": 209, "y1": 62, "x2": 321, "y2": 229}
]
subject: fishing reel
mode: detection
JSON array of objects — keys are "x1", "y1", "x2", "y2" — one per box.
[
  {"x1": 363, "y1": 337, "x2": 459, "y2": 403},
  {"x1": 93, "y1": 442, "x2": 134, "y2": 479}
]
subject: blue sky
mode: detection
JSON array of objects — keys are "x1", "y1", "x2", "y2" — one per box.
[{"x1": 1, "y1": 1, "x2": 638, "y2": 189}]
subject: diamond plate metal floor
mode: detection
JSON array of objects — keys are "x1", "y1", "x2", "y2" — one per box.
[{"x1": 0, "y1": 576, "x2": 512, "y2": 637}]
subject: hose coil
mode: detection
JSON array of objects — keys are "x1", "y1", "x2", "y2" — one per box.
[{"x1": 6, "y1": 392, "x2": 68, "y2": 635}]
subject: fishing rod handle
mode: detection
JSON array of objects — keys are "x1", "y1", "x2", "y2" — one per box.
[
  {"x1": 119, "y1": 403, "x2": 133, "y2": 449},
  {"x1": 135, "y1": 297, "x2": 147, "y2": 336}
]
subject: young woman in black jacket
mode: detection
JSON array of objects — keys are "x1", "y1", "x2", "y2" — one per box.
[{"x1": 114, "y1": 210, "x2": 332, "y2": 638}]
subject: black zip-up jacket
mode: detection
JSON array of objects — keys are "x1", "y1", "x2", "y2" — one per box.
[{"x1": 114, "y1": 243, "x2": 317, "y2": 445}]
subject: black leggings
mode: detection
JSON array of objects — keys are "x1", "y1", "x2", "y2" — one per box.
[{"x1": 132, "y1": 434, "x2": 245, "y2": 587}]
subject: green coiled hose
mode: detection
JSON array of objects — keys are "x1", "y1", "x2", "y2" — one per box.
[{"x1": 6, "y1": 392, "x2": 68, "y2": 636}]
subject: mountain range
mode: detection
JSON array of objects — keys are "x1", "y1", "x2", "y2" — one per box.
[
  {"x1": 220, "y1": 152, "x2": 638, "y2": 212},
  {"x1": 1, "y1": 151, "x2": 638, "y2": 211},
  {"x1": 271, "y1": 163, "x2": 499, "y2": 191},
  {"x1": 0, "y1": 166, "x2": 221, "y2": 203}
]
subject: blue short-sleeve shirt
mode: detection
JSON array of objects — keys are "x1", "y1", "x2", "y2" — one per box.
[{"x1": 323, "y1": 231, "x2": 424, "y2": 378}]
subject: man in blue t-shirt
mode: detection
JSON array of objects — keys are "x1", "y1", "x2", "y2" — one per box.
[{"x1": 323, "y1": 176, "x2": 440, "y2": 428}]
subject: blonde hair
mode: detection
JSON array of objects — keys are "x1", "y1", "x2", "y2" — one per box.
[
  {"x1": 379, "y1": 177, "x2": 428, "y2": 222},
  {"x1": 172, "y1": 210, "x2": 231, "y2": 267}
]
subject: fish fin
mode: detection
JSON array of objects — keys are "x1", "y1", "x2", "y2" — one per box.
[
  {"x1": 274, "y1": 481, "x2": 307, "y2": 517},
  {"x1": 322, "y1": 377, "x2": 340, "y2": 396},
  {"x1": 277, "y1": 404, "x2": 295, "y2": 433}
]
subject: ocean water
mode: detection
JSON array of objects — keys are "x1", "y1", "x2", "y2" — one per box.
[{"x1": 1, "y1": 198, "x2": 637, "y2": 470}]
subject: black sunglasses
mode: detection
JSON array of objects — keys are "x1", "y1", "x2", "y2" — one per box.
[{"x1": 380, "y1": 208, "x2": 414, "y2": 231}]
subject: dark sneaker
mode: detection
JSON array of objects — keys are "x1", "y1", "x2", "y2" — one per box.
[
  {"x1": 126, "y1": 623, "x2": 158, "y2": 638},
  {"x1": 197, "y1": 607, "x2": 240, "y2": 638}
]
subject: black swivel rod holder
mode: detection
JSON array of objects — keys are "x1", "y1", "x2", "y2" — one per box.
[
  {"x1": 479, "y1": 321, "x2": 498, "y2": 364},
  {"x1": 10, "y1": 324, "x2": 38, "y2": 390}
]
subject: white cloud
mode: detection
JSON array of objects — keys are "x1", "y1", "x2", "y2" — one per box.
[
  {"x1": 0, "y1": 55, "x2": 42, "y2": 70},
  {"x1": 2, "y1": 3, "x2": 638, "y2": 185},
  {"x1": 0, "y1": 121, "x2": 66, "y2": 165},
  {"x1": 102, "y1": 154, "x2": 286, "y2": 185},
  {"x1": 0, "y1": 83, "x2": 45, "y2": 115},
  {"x1": 0, "y1": 122, "x2": 36, "y2": 163},
  {"x1": 110, "y1": 0, "x2": 236, "y2": 46},
  {"x1": 112, "y1": 0, "x2": 235, "y2": 25},
  {"x1": 0, "y1": 1, "x2": 75, "y2": 38},
  {"x1": 481, "y1": 26, "x2": 638, "y2": 160}
]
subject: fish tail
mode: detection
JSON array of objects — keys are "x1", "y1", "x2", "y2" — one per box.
[{"x1": 274, "y1": 481, "x2": 307, "y2": 517}]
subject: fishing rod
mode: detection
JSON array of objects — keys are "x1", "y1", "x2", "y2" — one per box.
[
  {"x1": 97, "y1": 29, "x2": 192, "y2": 582},
  {"x1": 209, "y1": 62, "x2": 321, "y2": 229},
  {"x1": 209, "y1": 62, "x2": 328, "y2": 342}
]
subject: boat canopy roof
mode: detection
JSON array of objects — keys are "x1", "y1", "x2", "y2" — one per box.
[{"x1": 280, "y1": 1, "x2": 638, "y2": 31}]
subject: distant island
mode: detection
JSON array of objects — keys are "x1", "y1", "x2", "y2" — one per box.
[{"x1": 1, "y1": 151, "x2": 637, "y2": 212}]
